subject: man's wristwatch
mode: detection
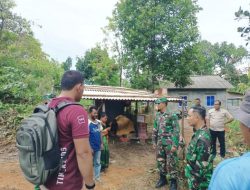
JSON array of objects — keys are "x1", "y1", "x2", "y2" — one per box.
[{"x1": 85, "y1": 183, "x2": 95, "y2": 189}]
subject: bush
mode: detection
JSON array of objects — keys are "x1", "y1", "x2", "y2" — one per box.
[
  {"x1": 226, "y1": 120, "x2": 247, "y2": 157},
  {"x1": 0, "y1": 102, "x2": 34, "y2": 139}
]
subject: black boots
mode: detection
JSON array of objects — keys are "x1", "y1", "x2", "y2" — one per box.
[
  {"x1": 170, "y1": 178, "x2": 177, "y2": 190},
  {"x1": 155, "y1": 174, "x2": 177, "y2": 189},
  {"x1": 155, "y1": 173, "x2": 167, "y2": 188}
]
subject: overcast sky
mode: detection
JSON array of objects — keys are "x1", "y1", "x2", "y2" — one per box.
[{"x1": 14, "y1": 0, "x2": 249, "y2": 63}]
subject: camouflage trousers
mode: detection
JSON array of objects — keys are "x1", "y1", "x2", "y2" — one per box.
[
  {"x1": 185, "y1": 164, "x2": 211, "y2": 190},
  {"x1": 156, "y1": 145, "x2": 178, "y2": 179}
]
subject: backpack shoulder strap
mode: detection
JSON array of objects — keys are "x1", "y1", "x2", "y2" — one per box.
[
  {"x1": 54, "y1": 101, "x2": 82, "y2": 114},
  {"x1": 33, "y1": 104, "x2": 50, "y2": 113}
]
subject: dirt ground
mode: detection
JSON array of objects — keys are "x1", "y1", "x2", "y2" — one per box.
[{"x1": 0, "y1": 124, "x2": 193, "y2": 190}]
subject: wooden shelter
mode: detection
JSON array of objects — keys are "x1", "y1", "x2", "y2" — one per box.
[{"x1": 82, "y1": 85, "x2": 184, "y2": 142}]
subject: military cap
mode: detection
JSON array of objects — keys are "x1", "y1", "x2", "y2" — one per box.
[{"x1": 155, "y1": 97, "x2": 168, "y2": 104}]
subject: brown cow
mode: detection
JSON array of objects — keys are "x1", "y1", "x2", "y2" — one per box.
[{"x1": 112, "y1": 115, "x2": 134, "y2": 136}]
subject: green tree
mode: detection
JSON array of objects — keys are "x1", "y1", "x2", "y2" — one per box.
[
  {"x1": 192, "y1": 40, "x2": 216, "y2": 75},
  {"x1": 0, "y1": 0, "x2": 64, "y2": 139},
  {"x1": 211, "y1": 42, "x2": 247, "y2": 86},
  {"x1": 102, "y1": 24, "x2": 129, "y2": 87},
  {"x1": 76, "y1": 46, "x2": 119, "y2": 86},
  {"x1": 0, "y1": 0, "x2": 32, "y2": 38},
  {"x1": 235, "y1": 7, "x2": 250, "y2": 45},
  {"x1": 107, "y1": 0, "x2": 201, "y2": 91},
  {"x1": 193, "y1": 41, "x2": 248, "y2": 86},
  {"x1": 62, "y1": 56, "x2": 72, "y2": 71},
  {"x1": 234, "y1": 6, "x2": 250, "y2": 93},
  {"x1": 0, "y1": 0, "x2": 63, "y2": 104}
]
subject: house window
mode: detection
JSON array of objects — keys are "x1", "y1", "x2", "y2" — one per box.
[
  {"x1": 206, "y1": 95, "x2": 215, "y2": 106},
  {"x1": 179, "y1": 96, "x2": 187, "y2": 107}
]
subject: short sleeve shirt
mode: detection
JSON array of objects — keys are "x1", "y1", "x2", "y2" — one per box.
[
  {"x1": 208, "y1": 152, "x2": 250, "y2": 190},
  {"x1": 208, "y1": 108, "x2": 233, "y2": 131},
  {"x1": 45, "y1": 97, "x2": 89, "y2": 190}
]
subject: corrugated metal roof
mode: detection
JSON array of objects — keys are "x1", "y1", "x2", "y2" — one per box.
[
  {"x1": 82, "y1": 85, "x2": 182, "y2": 102},
  {"x1": 167, "y1": 75, "x2": 234, "y2": 89}
]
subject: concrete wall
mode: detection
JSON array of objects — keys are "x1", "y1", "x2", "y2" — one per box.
[
  {"x1": 226, "y1": 92, "x2": 243, "y2": 117},
  {"x1": 166, "y1": 89, "x2": 228, "y2": 113}
]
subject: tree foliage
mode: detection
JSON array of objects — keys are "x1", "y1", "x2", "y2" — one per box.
[
  {"x1": 0, "y1": 0, "x2": 63, "y2": 104},
  {"x1": 193, "y1": 41, "x2": 248, "y2": 86},
  {"x1": 107, "y1": 0, "x2": 201, "y2": 90},
  {"x1": 62, "y1": 56, "x2": 72, "y2": 71},
  {"x1": 0, "y1": 0, "x2": 63, "y2": 138},
  {"x1": 235, "y1": 7, "x2": 250, "y2": 45},
  {"x1": 102, "y1": 27, "x2": 128, "y2": 87},
  {"x1": 76, "y1": 46, "x2": 119, "y2": 86},
  {"x1": 0, "y1": 0, "x2": 32, "y2": 38},
  {"x1": 192, "y1": 40, "x2": 216, "y2": 75},
  {"x1": 234, "y1": 6, "x2": 250, "y2": 93}
]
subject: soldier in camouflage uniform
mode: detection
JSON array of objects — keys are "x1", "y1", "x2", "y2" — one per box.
[
  {"x1": 152, "y1": 97, "x2": 180, "y2": 190},
  {"x1": 185, "y1": 106, "x2": 214, "y2": 190}
]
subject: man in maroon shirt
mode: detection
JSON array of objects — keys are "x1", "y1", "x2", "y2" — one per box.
[{"x1": 44, "y1": 70, "x2": 95, "y2": 190}]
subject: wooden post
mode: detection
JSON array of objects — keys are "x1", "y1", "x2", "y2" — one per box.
[
  {"x1": 181, "y1": 99, "x2": 185, "y2": 159},
  {"x1": 102, "y1": 101, "x2": 106, "y2": 112},
  {"x1": 135, "y1": 101, "x2": 138, "y2": 137}
]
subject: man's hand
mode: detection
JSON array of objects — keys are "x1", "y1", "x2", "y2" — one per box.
[
  {"x1": 179, "y1": 135, "x2": 184, "y2": 142},
  {"x1": 224, "y1": 118, "x2": 234, "y2": 125},
  {"x1": 170, "y1": 146, "x2": 177, "y2": 153},
  {"x1": 102, "y1": 129, "x2": 109, "y2": 136},
  {"x1": 81, "y1": 185, "x2": 95, "y2": 190},
  {"x1": 153, "y1": 144, "x2": 157, "y2": 150},
  {"x1": 81, "y1": 186, "x2": 94, "y2": 190},
  {"x1": 82, "y1": 182, "x2": 95, "y2": 190}
]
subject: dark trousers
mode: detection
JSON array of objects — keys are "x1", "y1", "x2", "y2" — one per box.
[{"x1": 210, "y1": 129, "x2": 225, "y2": 157}]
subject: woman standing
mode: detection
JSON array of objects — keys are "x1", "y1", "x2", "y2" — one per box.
[{"x1": 100, "y1": 113, "x2": 111, "y2": 172}]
